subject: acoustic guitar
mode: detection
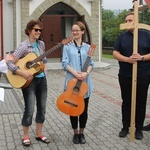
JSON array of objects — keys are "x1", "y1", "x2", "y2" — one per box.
[
  {"x1": 57, "y1": 44, "x2": 96, "y2": 116},
  {"x1": 6, "y1": 37, "x2": 73, "y2": 89}
]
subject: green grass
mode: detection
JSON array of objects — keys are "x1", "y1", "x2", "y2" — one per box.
[{"x1": 102, "y1": 54, "x2": 114, "y2": 59}]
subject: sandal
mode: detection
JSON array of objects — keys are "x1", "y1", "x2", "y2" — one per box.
[
  {"x1": 22, "y1": 137, "x2": 31, "y2": 146},
  {"x1": 35, "y1": 135, "x2": 50, "y2": 144}
]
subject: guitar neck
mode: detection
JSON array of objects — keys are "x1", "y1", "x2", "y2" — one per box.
[
  {"x1": 32, "y1": 42, "x2": 63, "y2": 64},
  {"x1": 74, "y1": 43, "x2": 95, "y2": 90},
  {"x1": 82, "y1": 56, "x2": 91, "y2": 72},
  {"x1": 75, "y1": 56, "x2": 91, "y2": 87}
]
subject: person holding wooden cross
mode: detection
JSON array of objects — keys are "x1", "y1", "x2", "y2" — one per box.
[{"x1": 113, "y1": 12, "x2": 150, "y2": 140}]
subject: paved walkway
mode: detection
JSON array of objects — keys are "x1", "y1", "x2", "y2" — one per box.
[{"x1": 0, "y1": 58, "x2": 150, "y2": 150}]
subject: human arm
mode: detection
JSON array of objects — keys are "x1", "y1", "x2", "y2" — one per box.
[
  {"x1": 78, "y1": 65, "x2": 93, "y2": 81},
  {"x1": 7, "y1": 41, "x2": 33, "y2": 80},
  {"x1": 113, "y1": 30, "x2": 150, "y2": 63},
  {"x1": 62, "y1": 45, "x2": 83, "y2": 80},
  {"x1": 113, "y1": 49, "x2": 143, "y2": 64},
  {"x1": 113, "y1": 50, "x2": 150, "y2": 63},
  {"x1": 65, "y1": 63, "x2": 92, "y2": 81},
  {"x1": 0, "y1": 54, "x2": 15, "y2": 74},
  {"x1": 0, "y1": 59, "x2": 8, "y2": 74},
  {"x1": 65, "y1": 44, "x2": 94, "y2": 81},
  {"x1": 5, "y1": 53, "x2": 15, "y2": 63},
  {"x1": 62, "y1": 44, "x2": 94, "y2": 81},
  {"x1": 139, "y1": 53, "x2": 150, "y2": 61}
]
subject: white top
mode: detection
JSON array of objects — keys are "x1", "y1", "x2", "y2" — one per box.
[
  {"x1": 0, "y1": 88, "x2": 4, "y2": 102},
  {"x1": 0, "y1": 59, "x2": 8, "y2": 74}
]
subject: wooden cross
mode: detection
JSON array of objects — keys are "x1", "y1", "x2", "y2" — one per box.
[{"x1": 120, "y1": 0, "x2": 150, "y2": 141}]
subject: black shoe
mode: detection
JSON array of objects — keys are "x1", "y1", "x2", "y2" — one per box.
[
  {"x1": 142, "y1": 124, "x2": 150, "y2": 131},
  {"x1": 119, "y1": 128, "x2": 129, "y2": 138},
  {"x1": 73, "y1": 134, "x2": 79, "y2": 144},
  {"x1": 135, "y1": 130, "x2": 143, "y2": 140},
  {"x1": 79, "y1": 134, "x2": 86, "y2": 144}
]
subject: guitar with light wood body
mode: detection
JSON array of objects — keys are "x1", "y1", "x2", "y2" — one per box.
[
  {"x1": 57, "y1": 44, "x2": 96, "y2": 116},
  {"x1": 6, "y1": 37, "x2": 73, "y2": 89}
]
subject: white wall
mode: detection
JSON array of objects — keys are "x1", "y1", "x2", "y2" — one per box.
[
  {"x1": 2, "y1": 0, "x2": 95, "y2": 53},
  {"x1": 29, "y1": 0, "x2": 92, "y2": 16},
  {"x1": 29, "y1": 0, "x2": 101, "y2": 61},
  {"x1": 16, "y1": 0, "x2": 21, "y2": 47},
  {"x1": 3, "y1": 1, "x2": 13, "y2": 55},
  {"x1": 29, "y1": 0, "x2": 45, "y2": 16},
  {"x1": 77, "y1": 0, "x2": 92, "y2": 16}
]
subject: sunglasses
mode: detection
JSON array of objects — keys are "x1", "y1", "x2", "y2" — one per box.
[{"x1": 33, "y1": 28, "x2": 42, "y2": 32}]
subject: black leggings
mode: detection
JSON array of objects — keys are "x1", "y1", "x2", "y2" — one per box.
[{"x1": 70, "y1": 97, "x2": 89, "y2": 129}]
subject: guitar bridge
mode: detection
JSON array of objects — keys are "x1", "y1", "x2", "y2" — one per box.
[{"x1": 64, "y1": 100, "x2": 78, "y2": 107}]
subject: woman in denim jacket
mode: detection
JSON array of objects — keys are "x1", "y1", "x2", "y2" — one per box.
[{"x1": 62, "y1": 21, "x2": 94, "y2": 144}]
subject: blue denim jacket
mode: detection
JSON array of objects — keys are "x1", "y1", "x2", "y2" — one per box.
[{"x1": 62, "y1": 42, "x2": 94, "y2": 98}]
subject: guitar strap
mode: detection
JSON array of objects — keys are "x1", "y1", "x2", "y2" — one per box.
[
  {"x1": 74, "y1": 40, "x2": 82, "y2": 69},
  {"x1": 74, "y1": 40, "x2": 82, "y2": 50}
]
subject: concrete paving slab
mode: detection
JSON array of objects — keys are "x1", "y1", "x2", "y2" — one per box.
[{"x1": 0, "y1": 58, "x2": 150, "y2": 150}]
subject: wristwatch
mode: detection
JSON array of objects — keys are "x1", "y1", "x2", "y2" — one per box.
[
  {"x1": 86, "y1": 71, "x2": 89, "y2": 75},
  {"x1": 141, "y1": 56, "x2": 145, "y2": 61}
]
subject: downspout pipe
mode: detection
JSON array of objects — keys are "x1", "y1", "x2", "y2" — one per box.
[{"x1": 0, "y1": 0, "x2": 4, "y2": 58}]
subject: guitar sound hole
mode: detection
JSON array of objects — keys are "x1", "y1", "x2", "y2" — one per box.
[
  {"x1": 73, "y1": 87, "x2": 79, "y2": 94},
  {"x1": 26, "y1": 62, "x2": 33, "y2": 69}
]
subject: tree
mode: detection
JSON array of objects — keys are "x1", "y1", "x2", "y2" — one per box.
[
  {"x1": 102, "y1": 8, "x2": 150, "y2": 48},
  {"x1": 139, "y1": 6, "x2": 150, "y2": 25},
  {"x1": 102, "y1": 9, "x2": 129, "y2": 47}
]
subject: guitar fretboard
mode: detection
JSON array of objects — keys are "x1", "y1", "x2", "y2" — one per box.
[
  {"x1": 32, "y1": 43, "x2": 63, "y2": 64},
  {"x1": 75, "y1": 56, "x2": 91, "y2": 89},
  {"x1": 82, "y1": 56, "x2": 91, "y2": 72}
]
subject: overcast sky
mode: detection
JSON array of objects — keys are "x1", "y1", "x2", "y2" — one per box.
[{"x1": 103, "y1": 0, "x2": 133, "y2": 10}]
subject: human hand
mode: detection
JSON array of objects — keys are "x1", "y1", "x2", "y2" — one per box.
[
  {"x1": 23, "y1": 71, "x2": 33, "y2": 81},
  {"x1": 5, "y1": 53, "x2": 15, "y2": 63},
  {"x1": 128, "y1": 53, "x2": 141, "y2": 63},
  {"x1": 76, "y1": 71, "x2": 87, "y2": 81},
  {"x1": 14, "y1": 68, "x2": 33, "y2": 81}
]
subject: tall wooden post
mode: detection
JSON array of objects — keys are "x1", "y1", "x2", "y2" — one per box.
[{"x1": 120, "y1": 0, "x2": 150, "y2": 141}]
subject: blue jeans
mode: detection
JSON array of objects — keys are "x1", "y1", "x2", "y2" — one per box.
[{"x1": 21, "y1": 76, "x2": 47, "y2": 126}]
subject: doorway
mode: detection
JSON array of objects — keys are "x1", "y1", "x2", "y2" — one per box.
[{"x1": 40, "y1": 2, "x2": 90, "y2": 61}]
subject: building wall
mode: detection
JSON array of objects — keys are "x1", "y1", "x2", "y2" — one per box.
[
  {"x1": 3, "y1": 0, "x2": 14, "y2": 56},
  {"x1": 0, "y1": 0, "x2": 2, "y2": 57},
  {"x1": 3, "y1": 0, "x2": 102, "y2": 61}
]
